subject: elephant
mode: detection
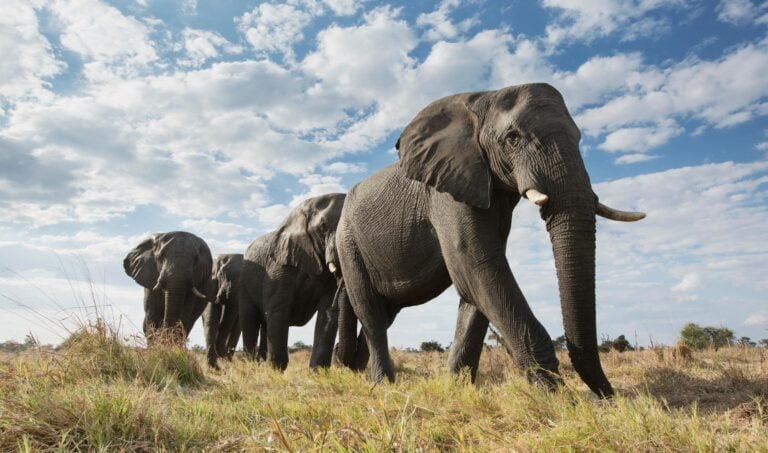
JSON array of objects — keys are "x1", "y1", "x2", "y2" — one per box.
[
  {"x1": 123, "y1": 231, "x2": 213, "y2": 345},
  {"x1": 239, "y1": 193, "x2": 346, "y2": 370},
  {"x1": 201, "y1": 253, "x2": 256, "y2": 368},
  {"x1": 334, "y1": 83, "x2": 645, "y2": 397}
]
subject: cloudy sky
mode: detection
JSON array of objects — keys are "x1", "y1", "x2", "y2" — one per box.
[{"x1": 1, "y1": 0, "x2": 767, "y2": 349}]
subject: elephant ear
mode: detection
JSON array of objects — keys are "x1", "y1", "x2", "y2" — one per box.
[
  {"x1": 193, "y1": 237, "x2": 213, "y2": 289},
  {"x1": 271, "y1": 204, "x2": 324, "y2": 276},
  {"x1": 397, "y1": 96, "x2": 492, "y2": 209},
  {"x1": 123, "y1": 236, "x2": 158, "y2": 289}
]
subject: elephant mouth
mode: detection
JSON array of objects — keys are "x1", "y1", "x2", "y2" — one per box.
[{"x1": 523, "y1": 188, "x2": 645, "y2": 222}]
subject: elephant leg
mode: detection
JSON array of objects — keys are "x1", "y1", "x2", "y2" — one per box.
[
  {"x1": 448, "y1": 260, "x2": 559, "y2": 387},
  {"x1": 240, "y1": 298, "x2": 262, "y2": 361},
  {"x1": 217, "y1": 302, "x2": 239, "y2": 360},
  {"x1": 203, "y1": 303, "x2": 221, "y2": 368},
  {"x1": 257, "y1": 323, "x2": 267, "y2": 361},
  {"x1": 143, "y1": 288, "x2": 164, "y2": 345},
  {"x1": 447, "y1": 298, "x2": 489, "y2": 382},
  {"x1": 266, "y1": 317, "x2": 290, "y2": 371},
  {"x1": 338, "y1": 234, "x2": 395, "y2": 383},
  {"x1": 225, "y1": 313, "x2": 241, "y2": 360},
  {"x1": 309, "y1": 291, "x2": 338, "y2": 369}
]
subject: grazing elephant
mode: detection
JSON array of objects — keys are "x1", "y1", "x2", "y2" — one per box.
[
  {"x1": 201, "y1": 253, "x2": 254, "y2": 368},
  {"x1": 124, "y1": 231, "x2": 212, "y2": 344},
  {"x1": 239, "y1": 193, "x2": 346, "y2": 370},
  {"x1": 335, "y1": 83, "x2": 645, "y2": 397}
]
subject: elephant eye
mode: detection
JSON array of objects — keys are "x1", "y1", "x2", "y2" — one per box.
[{"x1": 504, "y1": 130, "x2": 522, "y2": 146}]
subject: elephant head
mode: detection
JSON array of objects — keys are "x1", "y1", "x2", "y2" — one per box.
[
  {"x1": 270, "y1": 193, "x2": 346, "y2": 276},
  {"x1": 124, "y1": 231, "x2": 213, "y2": 342},
  {"x1": 397, "y1": 83, "x2": 644, "y2": 397}
]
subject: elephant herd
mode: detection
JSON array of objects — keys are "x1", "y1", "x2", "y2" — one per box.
[{"x1": 123, "y1": 83, "x2": 645, "y2": 398}]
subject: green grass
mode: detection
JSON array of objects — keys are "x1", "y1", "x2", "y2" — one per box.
[{"x1": 1, "y1": 325, "x2": 766, "y2": 451}]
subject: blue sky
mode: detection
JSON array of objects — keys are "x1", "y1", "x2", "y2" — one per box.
[{"x1": 1, "y1": 0, "x2": 767, "y2": 349}]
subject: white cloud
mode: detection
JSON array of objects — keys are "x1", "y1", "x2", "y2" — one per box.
[
  {"x1": 45, "y1": 0, "x2": 158, "y2": 81},
  {"x1": 717, "y1": 0, "x2": 768, "y2": 25},
  {"x1": 302, "y1": 6, "x2": 417, "y2": 105},
  {"x1": 323, "y1": 162, "x2": 367, "y2": 174},
  {"x1": 321, "y1": 0, "x2": 363, "y2": 15},
  {"x1": 416, "y1": 0, "x2": 478, "y2": 41},
  {"x1": 744, "y1": 313, "x2": 768, "y2": 326},
  {"x1": 237, "y1": 3, "x2": 312, "y2": 58},
  {"x1": 0, "y1": 0, "x2": 64, "y2": 104},
  {"x1": 614, "y1": 153, "x2": 661, "y2": 165},
  {"x1": 599, "y1": 120, "x2": 682, "y2": 153},
  {"x1": 178, "y1": 28, "x2": 243, "y2": 68},
  {"x1": 542, "y1": 0, "x2": 686, "y2": 46},
  {"x1": 672, "y1": 272, "x2": 702, "y2": 292},
  {"x1": 576, "y1": 38, "x2": 768, "y2": 144},
  {"x1": 180, "y1": 219, "x2": 254, "y2": 238}
]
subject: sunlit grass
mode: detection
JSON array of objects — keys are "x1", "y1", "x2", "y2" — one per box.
[{"x1": 1, "y1": 325, "x2": 766, "y2": 451}]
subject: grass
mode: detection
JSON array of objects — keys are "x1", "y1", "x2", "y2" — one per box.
[{"x1": 0, "y1": 325, "x2": 766, "y2": 452}]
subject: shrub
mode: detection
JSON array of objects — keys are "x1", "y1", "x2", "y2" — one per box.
[
  {"x1": 420, "y1": 341, "x2": 444, "y2": 353},
  {"x1": 679, "y1": 323, "x2": 734, "y2": 350}
]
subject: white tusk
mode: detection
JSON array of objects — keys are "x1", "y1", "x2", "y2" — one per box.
[
  {"x1": 153, "y1": 281, "x2": 162, "y2": 292},
  {"x1": 525, "y1": 189, "x2": 549, "y2": 206},
  {"x1": 328, "y1": 262, "x2": 337, "y2": 274},
  {"x1": 596, "y1": 202, "x2": 646, "y2": 222},
  {"x1": 192, "y1": 287, "x2": 207, "y2": 298}
]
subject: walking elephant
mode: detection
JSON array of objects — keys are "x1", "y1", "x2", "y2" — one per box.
[
  {"x1": 239, "y1": 193, "x2": 346, "y2": 370},
  {"x1": 335, "y1": 83, "x2": 645, "y2": 397},
  {"x1": 123, "y1": 231, "x2": 212, "y2": 345},
  {"x1": 202, "y1": 253, "x2": 258, "y2": 368}
]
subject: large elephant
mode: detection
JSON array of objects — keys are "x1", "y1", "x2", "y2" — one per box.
[
  {"x1": 123, "y1": 231, "x2": 212, "y2": 344},
  {"x1": 335, "y1": 83, "x2": 644, "y2": 397},
  {"x1": 239, "y1": 193, "x2": 346, "y2": 370},
  {"x1": 202, "y1": 253, "x2": 253, "y2": 368}
]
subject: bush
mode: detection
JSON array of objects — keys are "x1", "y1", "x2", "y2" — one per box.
[
  {"x1": 420, "y1": 341, "x2": 444, "y2": 353},
  {"x1": 679, "y1": 323, "x2": 734, "y2": 350}
]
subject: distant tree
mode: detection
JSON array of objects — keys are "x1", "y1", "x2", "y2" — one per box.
[
  {"x1": 552, "y1": 335, "x2": 567, "y2": 351},
  {"x1": 289, "y1": 341, "x2": 311, "y2": 353},
  {"x1": 680, "y1": 323, "x2": 734, "y2": 350},
  {"x1": 612, "y1": 335, "x2": 634, "y2": 352},
  {"x1": 738, "y1": 336, "x2": 756, "y2": 348},
  {"x1": 598, "y1": 336, "x2": 614, "y2": 353},
  {"x1": 420, "y1": 341, "x2": 444, "y2": 352},
  {"x1": 759, "y1": 339, "x2": 768, "y2": 349}
]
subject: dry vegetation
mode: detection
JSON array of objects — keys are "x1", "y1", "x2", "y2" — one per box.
[{"x1": 1, "y1": 324, "x2": 766, "y2": 452}]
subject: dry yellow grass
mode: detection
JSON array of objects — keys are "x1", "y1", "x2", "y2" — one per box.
[{"x1": 1, "y1": 326, "x2": 766, "y2": 451}]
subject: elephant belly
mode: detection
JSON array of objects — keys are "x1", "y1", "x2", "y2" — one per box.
[{"x1": 347, "y1": 165, "x2": 453, "y2": 306}]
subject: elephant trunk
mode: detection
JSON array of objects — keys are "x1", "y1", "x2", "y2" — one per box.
[
  {"x1": 541, "y1": 138, "x2": 613, "y2": 398},
  {"x1": 162, "y1": 281, "x2": 188, "y2": 344}
]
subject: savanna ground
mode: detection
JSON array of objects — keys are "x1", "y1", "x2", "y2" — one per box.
[{"x1": 0, "y1": 324, "x2": 766, "y2": 452}]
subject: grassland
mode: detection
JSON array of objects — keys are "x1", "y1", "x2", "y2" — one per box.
[{"x1": 1, "y1": 324, "x2": 766, "y2": 452}]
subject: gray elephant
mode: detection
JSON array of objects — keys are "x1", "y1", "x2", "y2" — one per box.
[
  {"x1": 335, "y1": 83, "x2": 644, "y2": 397},
  {"x1": 239, "y1": 193, "x2": 346, "y2": 370},
  {"x1": 201, "y1": 253, "x2": 254, "y2": 368},
  {"x1": 123, "y1": 231, "x2": 213, "y2": 344}
]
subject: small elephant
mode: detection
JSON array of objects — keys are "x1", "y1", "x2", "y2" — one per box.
[
  {"x1": 202, "y1": 253, "x2": 258, "y2": 368},
  {"x1": 239, "y1": 193, "x2": 346, "y2": 370},
  {"x1": 124, "y1": 231, "x2": 212, "y2": 344},
  {"x1": 335, "y1": 83, "x2": 644, "y2": 397}
]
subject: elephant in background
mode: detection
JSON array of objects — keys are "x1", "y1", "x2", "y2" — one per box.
[
  {"x1": 239, "y1": 193, "x2": 346, "y2": 370},
  {"x1": 202, "y1": 253, "x2": 260, "y2": 368},
  {"x1": 124, "y1": 231, "x2": 212, "y2": 345},
  {"x1": 335, "y1": 83, "x2": 644, "y2": 397}
]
